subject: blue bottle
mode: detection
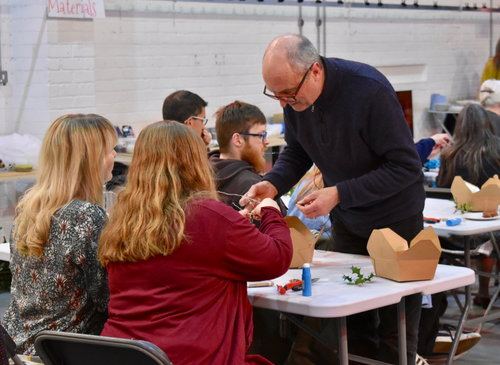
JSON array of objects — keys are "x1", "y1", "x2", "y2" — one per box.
[
  {"x1": 446, "y1": 218, "x2": 462, "y2": 226},
  {"x1": 302, "y1": 263, "x2": 312, "y2": 297}
]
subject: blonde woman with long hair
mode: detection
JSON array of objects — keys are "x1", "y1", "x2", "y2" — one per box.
[
  {"x1": 99, "y1": 121, "x2": 292, "y2": 365},
  {"x1": 2, "y1": 114, "x2": 117, "y2": 354}
]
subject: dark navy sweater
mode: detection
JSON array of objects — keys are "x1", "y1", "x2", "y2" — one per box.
[{"x1": 264, "y1": 57, "x2": 425, "y2": 230}]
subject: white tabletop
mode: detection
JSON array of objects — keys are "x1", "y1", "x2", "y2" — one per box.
[
  {"x1": 0, "y1": 243, "x2": 9, "y2": 262},
  {"x1": 248, "y1": 250, "x2": 475, "y2": 318},
  {"x1": 423, "y1": 198, "x2": 500, "y2": 237}
]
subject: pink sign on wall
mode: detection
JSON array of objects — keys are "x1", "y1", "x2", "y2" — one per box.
[{"x1": 47, "y1": 0, "x2": 105, "y2": 19}]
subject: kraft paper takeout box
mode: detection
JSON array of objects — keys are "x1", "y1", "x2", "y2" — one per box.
[
  {"x1": 367, "y1": 226, "x2": 441, "y2": 282},
  {"x1": 451, "y1": 175, "x2": 500, "y2": 212},
  {"x1": 285, "y1": 216, "x2": 324, "y2": 269}
]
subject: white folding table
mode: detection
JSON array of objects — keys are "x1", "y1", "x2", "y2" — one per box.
[
  {"x1": 423, "y1": 198, "x2": 500, "y2": 361},
  {"x1": 247, "y1": 250, "x2": 475, "y2": 365}
]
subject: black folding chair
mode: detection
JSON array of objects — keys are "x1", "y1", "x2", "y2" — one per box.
[
  {"x1": 34, "y1": 331, "x2": 173, "y2": 365},
  {"x1": 0, "y1": 323, "x2": 23, "y2": 365}
]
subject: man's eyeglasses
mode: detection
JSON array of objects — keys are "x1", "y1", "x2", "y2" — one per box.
[
  {"x1": 231, "y1": 132, "x2": 268, "y2": 143},
  {"x1": 184, "y1": 116, "x2": 209, "y2": 125},
  {"x1": 263, "y1": 63, "x2": 315, "y2": 102}
]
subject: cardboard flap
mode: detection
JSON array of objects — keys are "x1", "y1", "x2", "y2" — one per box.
[
  {"x1": 285, "y1": 216, "x2": 316, "y2": 245},
  {"x1": 400, "y1": 239, "x2": 441, "y2": 260},
  {"x1": 409, "y1": 226, "x2": 440, "y2": 249},
  {"x1": 367, "y1": 228, "x2": 407, "y2": 260},
  {"x1": 475, "y1": 184, "x2": 500, "y2": 198},
  {"x1": 287, "y1": 223, "x2": 317, "y2": 269},
  {"x1": 481, "y1": 174, "x2": 500, "y2": 189},
  {"x1": 451, "y1": 176, "x2": 474, "y2": 206}
]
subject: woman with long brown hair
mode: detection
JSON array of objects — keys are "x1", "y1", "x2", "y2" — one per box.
[
  {"x1": 437, "y1": 103, "x2": 500, "y2": 309},
  {"x1": 437, "y1": 103, "x2": 500, "y2": 188},
  {"x1": 99, "y1": 121, "x2": 292, "y2": 365},
  {"x1": 2, "y1": 114, "x2": 117, "y2": 354}
]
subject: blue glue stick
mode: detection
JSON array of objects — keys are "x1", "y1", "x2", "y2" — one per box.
[
  {"x1": 446, "y1": 218, "x2": 462, "y2": 226},
  {"x1": 302, "y1": 263, "x2": 312, "y2": 297}
]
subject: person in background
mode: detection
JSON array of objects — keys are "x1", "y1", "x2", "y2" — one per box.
[
  {"x1": 162, "y1": 90, "x2": 212, "y2": 148},
  {"x1": 287, "y1": 166, "x2": 331, "y2": 250},
  {"x1": 480, "y1": 38, "x2": 500, "y2": 87},
  {"x1": 479, "y1": 78, "x2": 500, "y2": 135},
  {"x1": 209, "y1": 101, "x2": 287, "y2": 216},
  {"x1": 415, "y1": 133, "x2": 452, "y2": 165},
  {"x1": 2, "y1": 114, "x2": 116, "y2": 354},
  {"x1": 98, "y1": 121, "x2": 293, "y2": 365},
  {"x1": 241, "y1": 34, "x2": 424, "y2": 365},
  {"x1": 437, "y1": 102, "x2": 500, "y2": 309}
]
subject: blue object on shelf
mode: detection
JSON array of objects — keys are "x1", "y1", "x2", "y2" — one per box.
[{"x1": 424, "y1": 159, "x2": 440, "y2": 170}]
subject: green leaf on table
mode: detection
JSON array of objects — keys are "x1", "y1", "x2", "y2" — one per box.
[{"x1": 342, "y1": 266, "x2": 376, "y2": 286}]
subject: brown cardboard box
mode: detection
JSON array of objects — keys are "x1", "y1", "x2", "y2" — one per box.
[
  {"x1": 451, "y1": 175, "x2": 500, "y2": 212},
  {"x1": 367, "y1": 226, "x2": 441, "y2": 282},
  {"x1": 285, "y1": 216, "x2": 324, "y2": 269}
]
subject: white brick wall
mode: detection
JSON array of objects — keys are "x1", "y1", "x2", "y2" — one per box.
[{"x1": 1, "y1": 0, "x2": 500, "y2": 230}]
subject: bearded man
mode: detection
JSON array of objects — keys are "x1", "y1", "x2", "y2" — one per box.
[{"x1": 209, "y1": 100, "x2": 287, "y2": 217}]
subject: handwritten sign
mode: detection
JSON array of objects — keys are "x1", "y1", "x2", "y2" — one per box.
[{"x1": 47, "y1": 0, "x2": 105, "y2": 19}]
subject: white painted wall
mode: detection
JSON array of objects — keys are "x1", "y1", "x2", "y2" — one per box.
[
  {"x1": 2, "y1": 0, "x2": 500, "y2": 140},
  {"x1": 1, "y1": 0, "x2": 500, "y2": 230}
]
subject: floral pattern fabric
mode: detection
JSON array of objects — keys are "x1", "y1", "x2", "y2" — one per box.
[{"x1": 2, "y1": 200, "x2": 109, "y2": 355}]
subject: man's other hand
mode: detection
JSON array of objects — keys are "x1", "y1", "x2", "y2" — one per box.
[{"x1": 296, "y1": 186, "x2": 340, "y2": 219}]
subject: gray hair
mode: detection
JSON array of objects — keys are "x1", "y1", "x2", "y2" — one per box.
[
  {"x1": 479, "y1": 79, "x2": 500, "y2": 107},
  {"x1": 266, "y1": 34, "x2": 321, "y2": 74}
]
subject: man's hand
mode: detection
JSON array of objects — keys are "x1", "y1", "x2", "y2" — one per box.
[
  {"x1": 296, "y1": 186, "x2": 340, "y2": 219},
  {"x1": 239, "y1": 181, "x2": 278, "y2": 210},
  {"x1": 202, "y1": 130, "x2": 212, "y2": 148},
  {"x1": 428, "y1": 133, "x2": 452, "y2": 159}
]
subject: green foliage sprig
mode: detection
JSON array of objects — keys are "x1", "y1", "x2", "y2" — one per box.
[
  {"x1": 342, "y1": 266, "x2": 376, "y2": 285},
  {"x1": 452, "y1": 199, "x2": 472, "y2": 214}
]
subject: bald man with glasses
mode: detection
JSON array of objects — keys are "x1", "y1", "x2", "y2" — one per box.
[{"x1": 241, "y1": 34, "x2": 425, "y2": 365}]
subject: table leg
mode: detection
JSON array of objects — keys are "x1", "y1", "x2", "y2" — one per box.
[
  {"x1": 445, "y1": 236, "x2": 471, "y2": 365},
  {"x1": 397, "y1": 299, "x2": 407, "y2": 365},
  {"x1": 337, "y1": 316, "x2": 348, "y2": 365}
]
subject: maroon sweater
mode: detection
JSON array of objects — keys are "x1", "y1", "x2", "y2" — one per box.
[{"x1": 101, "y1": 199, "x2": 293, "y2": 365}]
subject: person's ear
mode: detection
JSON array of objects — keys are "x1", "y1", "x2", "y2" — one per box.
[
  {"x1": 184, "y1": 117, "x2": 193, "y2": 127},
  {"x1": 311, "y1": 62, "x2": 321, "y2": 81},
  {"x1": 231, "y1": 133, "x2": 244, "y2": 148}
]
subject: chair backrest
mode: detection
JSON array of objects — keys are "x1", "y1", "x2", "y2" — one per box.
[
  {"x1": 0, "y1": 323, "x2": 23, "y2": 365},
  {"x1": 34, "y1": 331, "x2": 173, "y2": 365}
]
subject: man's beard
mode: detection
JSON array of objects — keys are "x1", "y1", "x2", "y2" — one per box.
[{"x1": 241, "y1": 144, "x2": 267, "y2": 173}]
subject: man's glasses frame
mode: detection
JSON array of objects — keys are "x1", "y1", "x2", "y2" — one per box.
[
  {"x1": 263, "y1": 63, "x2": 315, "y2": 102},
  {"x1": 184, "y1": 116, "x2": 209, "y2": 125},
  {"x1": 231, "y1": 132, "x2": 268, "y2": 143}
]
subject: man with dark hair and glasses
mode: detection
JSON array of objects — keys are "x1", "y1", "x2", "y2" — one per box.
[
  {"x1": 209, "y1": 100, "x2": 287, "y2": 218},
  {"x1": 162, "y1": 90, "x2": 212, "y2": 148},
  {"x1": 240, "y1": 35, "x2": 425, "y2": 365}
]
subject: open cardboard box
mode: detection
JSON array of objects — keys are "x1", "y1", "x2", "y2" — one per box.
[
  {"x1": 451, "y1": 175, "x2": 500, "y2": 212},
  {"x1": 285, "y1": 216, "x2": 324, "y2": 269},
  {"x1": 367, "y1": 226, "x2": 441, "y2": 282}
]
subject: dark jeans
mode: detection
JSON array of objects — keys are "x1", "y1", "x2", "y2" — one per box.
[{"x1": 286, "y1": 212, "x2": 423, "y2": 365}]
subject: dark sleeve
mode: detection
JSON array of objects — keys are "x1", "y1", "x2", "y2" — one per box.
[
  {"x1": 222, "y1": 207, "x2": 293, "y2": 282},
  {"x1": 263, "y1": 128, "x2": 313, "y2": 198},
  {"x1": 415, "y1": 138, "x2": 436, "y2": 165},
  {"x1": 335, "y1": 86, "x2": 423, "y2": 209}
]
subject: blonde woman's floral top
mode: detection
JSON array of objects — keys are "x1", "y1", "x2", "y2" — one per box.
[{"x1": 2, "y1": 200, "x2": 109, "y2": 355}]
